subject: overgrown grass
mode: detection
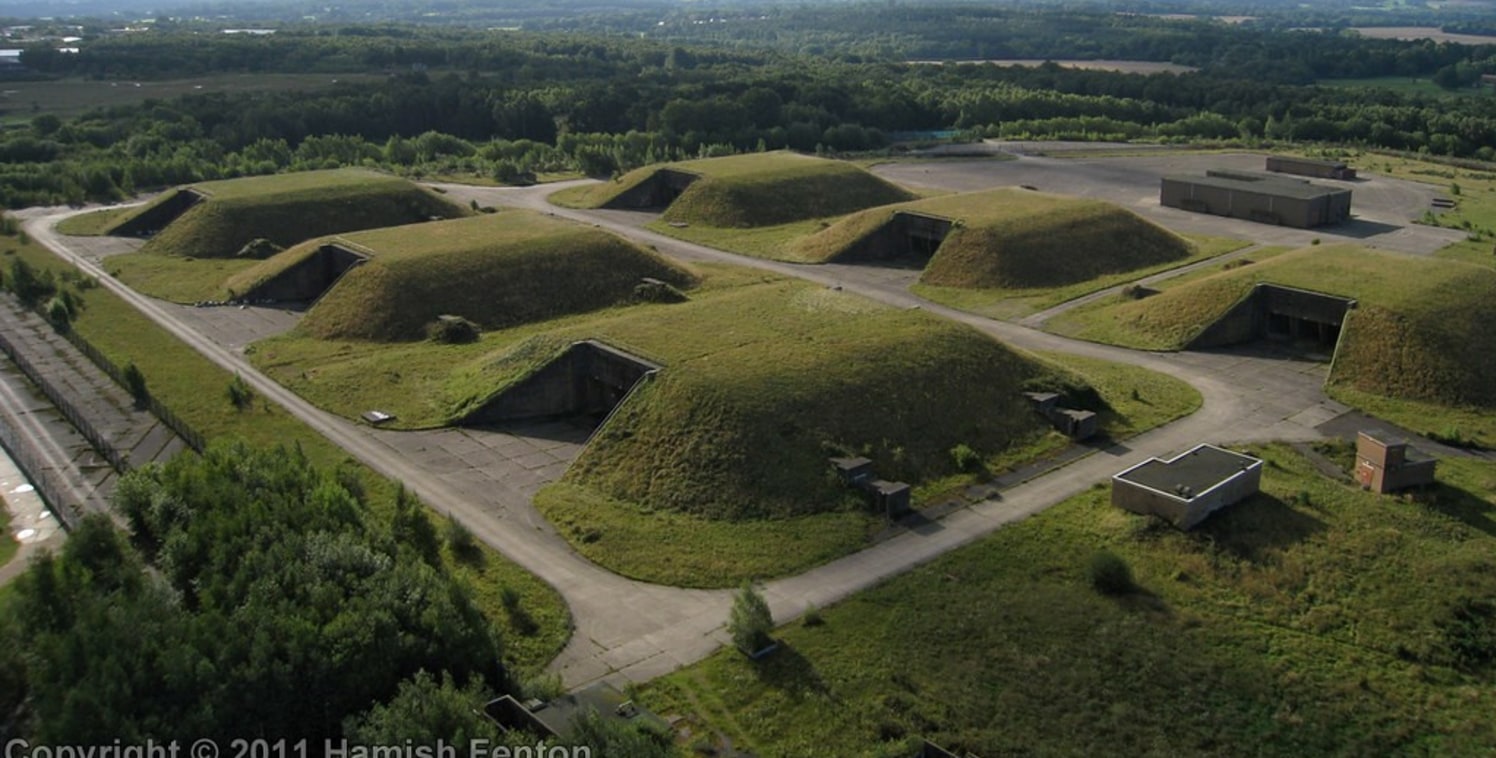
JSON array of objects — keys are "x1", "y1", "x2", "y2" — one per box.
[
  {"x1": 118, "y1": 169, "x2": 470, "y2": 259},
  {"x1": 645, "y1": 217, "x2": 832, "y2": 262},
  {"x1": 534, "y1": 484, "x2": 878, "y2": 588},
  {"x1": 105, "y1": 252, "x2": 259, "y2": 303},
  {"x1": 559, "y1": 152, "x2": 915, "y2": 227},
  {"x1": 2, "y1": 231, "x2": 570, "y2": 675},
  {"x1": 911, "y1": 234, "x2": 1250, "y2": 320},
  {"x1": 644, "y1": 444, "x2": 1496, "y2": 756},
  {"x1": 236, "y1": 211, "x2": 696, "y2": 341}
]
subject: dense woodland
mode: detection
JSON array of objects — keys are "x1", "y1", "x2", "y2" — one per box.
[
  {"x1": 0, "y1": 7, "x2": 1493, "y2": 207},
  {"x1": 0, "y1": 442, "x2": 669, "y2": 751}
]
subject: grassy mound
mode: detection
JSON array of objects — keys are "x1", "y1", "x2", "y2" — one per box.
[
  {"x1": 453, "y1": 280, "x2": 1063, "y2": 520},
  {"x1": 114, "y1": 169, "x2": 468, "y2": 258},
  {"x1": 252, "y1": 211, "x2": 696, "y2": 342},
  {"x1": 796, "y1": 188, "x2": 1194, "y2": 288},
  {"x1": 1067, "y1": 245, "x2": 1496, "y2": 408},
  {"x1": 574, "y1": 152, "x2": 914, "y2": 227}
]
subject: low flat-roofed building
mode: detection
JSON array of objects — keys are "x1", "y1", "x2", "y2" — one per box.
[
  {"x1": 1112, "y1": 444, "x2": 1263, "y2": 529},
  {"x1": 1266, "y1": 155, "x2": 1357, "y2": 180},
  {"x1": 484, "y1": 682, "x2": 669, "y2": 741},
  {"x1": 1161, "y1": 171, "x2": 1351, "y2": 228}
]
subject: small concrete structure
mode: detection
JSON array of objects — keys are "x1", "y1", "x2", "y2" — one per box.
[
  {"x1": 1355, "y1": 431, "x2": 1436, "y2": 494},
  {"x1": 483, "y1": 682, "x2": 669, "y2": 741},
  {"x1": 829, "y1": 210, "x2": 954, "y2": 265},
  {"x1": 1112, "y1": 444, "x2": 1263, "y2": 529},
  {"x1": 1161, "y1": 170, "x2": 1351, "y2": 228},
  {"x1": 456, "y1": 340, "x2": 661, "y2": 429},
  {"x1": 1266, "y1": 155, "x2": 1357, "y2": 180},
  {"x1": 1023, "y1": 391, "x2": 1098, "y2": 440},
  {"x1": 829, "y1": 457, "x2": 912, "y2": 518}
]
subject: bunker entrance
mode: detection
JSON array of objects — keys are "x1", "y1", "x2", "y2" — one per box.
[
  {"x1": 1189, "y1": 283, "x2": 1355, "y2": 357},
  {"x1": 832, "y1": 211, "x2": 953, "y2": 268},
  {"x1": 242, "y1": 243, "x2": 368, "y2": 306},
  {"x1": 600, "y1": 169, "x2": 700, "y2": 211},
  {"x1": 457, "y1": 340, "x2": 661, "y2": 433},
  {"x1": 110, "y1": 189, "x2": 207, "y2": 238}
]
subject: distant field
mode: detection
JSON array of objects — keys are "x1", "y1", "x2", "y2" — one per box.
[
  {"x1": 1351, "y1": 26, "x2": 1496, "y2": 44},
  {"x1": 645, "y1": 443, "x2": 1496, "y2": 755},
  {"x1": 909, "y1": 59, "x2": 1197, "y2": 74},
  {"x1": 1318, "y1": 76, "x2": 1489, "y2": 97},
  {"x1": 0, "y1": 73, "x2": 384, "y2": 122}
]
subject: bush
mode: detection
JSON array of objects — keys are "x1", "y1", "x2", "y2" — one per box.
[
  {"x1": 424, "y1": 315, "x2": 480, "y2": 344},
  {"x1": 1088, "y1": 550, "x2": 1134, "y2": 595},
  {"x1": 445, "y1": 517, "x2": 481, "y2": 563},
  {"x1": 44, "y1": 296, "x2": 71, "y2": 330},
  {"x1": 729, "y1": 582, "x2": 775, "y2": 655},
  {"x1": 949, "y1": 443, "x2": 982, "y2": 472},
  {"x1": 633, "y1": 278, "x2": 689, "y2": 304},
  {"x1": 227, "y1": 373, "x2": 254, "y2": 411},
  {"x1": 802, "y1": 604, "x2": 824, "y2": 628}
]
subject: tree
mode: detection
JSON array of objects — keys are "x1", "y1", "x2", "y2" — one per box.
[
  {"x1": 728, "y1": 582, "x2": 775, "y2": 655},
  {"x1": 343, "y1": 671, "x2": 503, "y2": 745}
]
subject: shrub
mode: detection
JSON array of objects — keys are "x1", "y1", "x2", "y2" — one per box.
[
  {"x1": 227, "y1": 373, "x2": 254, "y2": 411},
  {"x1": 424, "y1": 315, "x2": 480, "y2": 344},
  {"x1": 802, "y1": 604, "x2": 825, "y2": 628},
  {"x1": 729, "y1": 582, "x2": 775, "y2": 655},
  {"x1": 44, "y1": 296, "x2": 71, "y2": 330},
  {"x1": 445, "y1": 517, "x2": 480, "y2": 563},
  {"x1": 949, "y1": 443, "x2": 982, "y2": 472},
  {"x1": 1088, "y1": 550, "x2": 1134, "y2": 595},
  {"x1": 633, "y1": 278, "x2": 689, "y2": 304},
  {"x1": 1439, "y1": 598, "x2": 1495, "y2": 673}
]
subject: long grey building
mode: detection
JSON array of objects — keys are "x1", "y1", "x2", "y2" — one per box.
[
  {"x1": 1161, "y1": 170, "x2": 1352, "y2": 228},
  {"x1": 1266, "y1": 155, "x2": 1357, "y2": 180}
]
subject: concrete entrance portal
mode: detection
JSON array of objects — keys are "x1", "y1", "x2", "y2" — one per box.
[
  {"x1": 831, "y1": 211, "x2": 953, "y2": 267},
  {"x1": 457, "y1": 340, "x2": 660, "y2": 432},
  {"x1": 109, "y1": 189, "x2": 206, "y2": 238},
  {"x1": 1189, "y1": 283, "x2": 1355, "y2": 355},
  {"x1": 241, "y1": 243, "x2": 368, "y2": 304},
  {"x1": 600, "y1": 169, "x2": 700, "y2": 210}
]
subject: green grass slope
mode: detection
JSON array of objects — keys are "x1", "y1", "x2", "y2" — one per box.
[
  {"x1": 266, "y1": 211, "x2": 697, "y2": 342},
  {"x1": 796, "y1": 188, "x2": 1194, "y2": 288},
  {"x1": 568, "y1": 152, "x2": 914, "y2": 227},
  {"x1": 115, "y1": 169, "x2": 469, "y2": 259},
  {"x1": 645, "y1": 445, "x2": 1496, "y2": 755},
  {"x1": 1057, "y1": 244, "x2": 1496, "y2": 408},
  {"x1": 453, "y1": 279, "x2": 1060, "y2": 520}
]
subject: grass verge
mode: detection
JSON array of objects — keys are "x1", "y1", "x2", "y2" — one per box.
[
  {"x1": 105, "y1": 252, "x2": 259, "y2": 303},
  {"x1": 643, "y1": 444, "x2": 1496, "y2": 755},
  {"x1": 55, "y1": 207, "x2": 134, "y2": 236},
  {"x1": 2, "y1": 228, "x2": 570, "y2": 676}
]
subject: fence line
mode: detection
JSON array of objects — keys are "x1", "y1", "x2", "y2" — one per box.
[
  {"x1": 0, "y1": 409, "x2": 86, "y2": 530},
  {"x1": 56, "y1": 326, "x2": 207, "y2": 454},
  {"x1": 0, "y1": 327, "x2": 129, "y2": 473}
]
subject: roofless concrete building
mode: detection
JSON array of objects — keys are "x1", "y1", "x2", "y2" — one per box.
[{"x1": 1161, "y1": 170, "x2": 1351, "y2": 228}]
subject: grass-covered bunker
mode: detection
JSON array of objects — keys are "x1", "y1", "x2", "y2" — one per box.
[
  {"x1": 573, "y1": 151, "x2": 915, "y2": 227},
  {"x1": 107, "y1": 168, "x2": 469, "y2": 259},
  {"x1": 233, "y1": 210, "x2": 696, "y2": 341},
  {"x1": 795, "y1": 188, "x2": 1195, "y2": 288},
  {"x1": 1073, "y1": 245, "x2": 1496, "y2": 408},
  {"x1": 448, "y1": 278, "x2": 1077, "y2": 520}
]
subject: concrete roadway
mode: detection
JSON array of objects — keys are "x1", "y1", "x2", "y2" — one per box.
[{"x1": 21, "y1": 163, "x2": 1391, "y2": 689}]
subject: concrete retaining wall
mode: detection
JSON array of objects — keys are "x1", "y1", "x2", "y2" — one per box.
[
  {"x1": 830, "y1": 211, "x2": 953, "y2": 265},
  {"x1": 242, "y1": 243, "x2": 367, "y2": 303},
  {"x1": 1189, "y1": 283, "x2": 1356, "y2": 351},
  {"x1": 109, "y1": 189, "x2": 206, "y2": 238},
  {"x1": 601, "y1": 169, "x2": 700, "y2": 210},
  {"x1": 458, "y1": 340, "x2": 660, "y2": 427}
]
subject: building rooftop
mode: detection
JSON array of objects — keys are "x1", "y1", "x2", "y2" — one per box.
[
  {"x1": 1164, "y1": 172, "x2": 1349, "y2": 201},
  {"x1": 1115, "y1": 444, "x2": 1261, "y2": 500}
]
